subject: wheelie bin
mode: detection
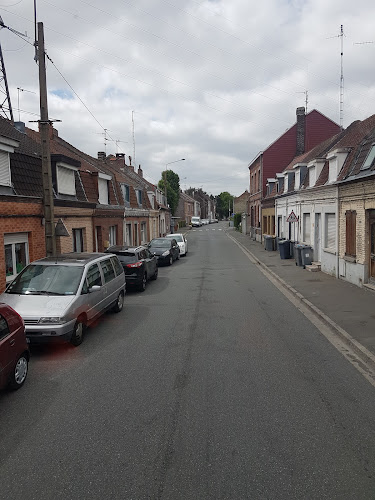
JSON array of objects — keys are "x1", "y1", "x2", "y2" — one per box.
[{"x1": 279, "y1": 239, "x2": 291, "y2": 259}]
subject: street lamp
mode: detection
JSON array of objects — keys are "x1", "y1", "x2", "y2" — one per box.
[{"x1": 163, "y1": 158, "x2": 185, "y2": 206}]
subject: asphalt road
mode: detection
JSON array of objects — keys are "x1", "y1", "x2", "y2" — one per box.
[{"x1": 1, "y1": 222, "x2": 375, "y2": 499}]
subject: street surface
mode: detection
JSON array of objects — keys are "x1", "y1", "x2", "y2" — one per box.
[{"x1": 1, "y1": 222, "x2": 375, "y2": 499}]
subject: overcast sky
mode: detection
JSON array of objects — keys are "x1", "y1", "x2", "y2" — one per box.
[{"x1": 1, "y1": 0, "x2": 375, "y2": 196}]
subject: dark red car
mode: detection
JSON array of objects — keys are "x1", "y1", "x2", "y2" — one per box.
[{"x1": 0, "y1": 303, "x2": 29, "y2": 391}]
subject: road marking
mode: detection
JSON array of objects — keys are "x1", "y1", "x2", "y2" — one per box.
[{"x1": 226, "y1": 231, "x2": 375, "y2": 389}]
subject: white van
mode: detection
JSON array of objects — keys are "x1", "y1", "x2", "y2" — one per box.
[{"x1": 191, "y1": 216, "x2": 202, "y2": 227}]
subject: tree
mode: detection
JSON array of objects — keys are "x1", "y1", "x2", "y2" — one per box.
[
  {"x1": 158, "y1": 169, "x2": 180, "y2": 215},
  {"x1": 216, "y1": 191, "x2": 234, "y2": 219}
]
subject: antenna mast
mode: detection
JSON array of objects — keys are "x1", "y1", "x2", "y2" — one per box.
[
  {"x1": 339, "y1": 25, "x2": 344, "y2": 130},
  {"x1": 0, "y1": 17, "x2": 14, "y2": 121},
  {"x1": 132, "y1": 110, "x2": 136, "y2": 167}
]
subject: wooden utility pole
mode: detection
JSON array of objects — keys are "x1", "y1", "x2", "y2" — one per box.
[{"x1": 37, "y1": 22, "x2": 56, "y2": 256}]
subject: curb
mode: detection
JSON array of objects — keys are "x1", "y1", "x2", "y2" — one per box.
[{"x1": 226, "y1": 229, "x2": 375, "y2": 372}]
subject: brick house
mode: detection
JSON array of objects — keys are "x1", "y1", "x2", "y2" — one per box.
[
  {"x1": 175, "y1": 191, "x2": 195, "y2": 226},
  {"x1": 247, "y1": 107, "x2": 341, "y2": 241}
]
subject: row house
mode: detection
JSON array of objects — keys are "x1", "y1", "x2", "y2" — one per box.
[
  {"x1": 0, "y1": 117, "x2": 167, "y2": 291},
  {"x1": 186, "y1": 188, "x2": 214, "y2": 220},
  {"x1": 247, "y1": 107, "x2": 341, "y2": 241},
  {"x1": 273, "y1": 114, "x2": 375, "y2": 288},
  {"x1": 175, "y1": 191, "x2": 196, "y2": 226}
]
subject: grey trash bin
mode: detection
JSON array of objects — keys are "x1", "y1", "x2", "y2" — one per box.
[
  {"x1": 301, "y1": 246, "x2": 313, "y2": 268},
  {"x1": 279, "y1": 240, "x2": 291, "y2": 259},
  {"x1": 294, "y1": 244, "x2": 305, "y2": 267},
  {"x1": 264, "y1": 235, "x2": 275, "y2": 251},
  {"x1": 275, "y1": 237, "x2": 285, "y2": 250}
]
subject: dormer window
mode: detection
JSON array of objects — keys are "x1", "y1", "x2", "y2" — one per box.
[
  {"x1": 361, "y1": 145, "x2": 375, "y2": 171},
  {"x1": 98, "y1": 173, "x2": 111, "y2": 204},
  {"x1": 57, "y1": 164, "x2": 78, "y2": 196},
  {"x1": 136, "y1": 189, "x2": 142, "y2": 206},
  {"x1": 121, "y1": 184, "x2": 130, "y2": 206},
  {"x1": 0, "y1": 135, "x2": 19, "y2": 188}
]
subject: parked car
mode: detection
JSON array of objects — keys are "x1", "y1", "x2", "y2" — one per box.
[
  {"x1": 165, "y1": 233, "x2": 188, "y2": 256},
  {"x1": 201, "y1": 219, "x2": 210, "y2": 225},
  {"x1": 0, "y1": 253, "x2": 126, "y2": 346},
  {"x1": 0, "y1": 303, "x2": 29, "y2": 391},
  {"x1": 148, "y1": 238, "x2": 180, "y2": 265},
  {"x1": 211, "y1": 218, "x2": 219, "y2": 223},
  {"x1": 106, "y1": 245, "x2": 158, "y2": 291},
  {"x1": 191, "y1": 216, "x2": 202, "y2": 227}
]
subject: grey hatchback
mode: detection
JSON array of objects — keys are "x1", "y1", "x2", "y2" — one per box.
[{"x1": 0, "y1": 253, "x2": 126, "y2": 346}]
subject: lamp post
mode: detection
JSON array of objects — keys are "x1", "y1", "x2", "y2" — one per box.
[
  {"x1": 163, "y1": 158, "x2": 185, "y2": 206},
  {"x1": 164, "y1": 158, "x2": 185, "y2": 234}
]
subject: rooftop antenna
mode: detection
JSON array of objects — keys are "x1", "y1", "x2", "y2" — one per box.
[
  {"x1": 115, "y1": 139, "x2": 127, "y2": 154},
  {"x1": 17, "y1": 87, "x2": 36, "y2": 122},
  {"x1": 132, "y1": 110, "x2": 136, "y2": 167},
  {"x1": 297, "y1": 90, "x2": 308, "y2": 113},
  {"x1": 339, "y1": 25, "x2": 344, "y2": 130},
  {"x1": 0, "y1": 16, "x2": 17, "y2": 120},
  {"x1": 96, "y1": 128, "x2": 110, "y2": 154}
]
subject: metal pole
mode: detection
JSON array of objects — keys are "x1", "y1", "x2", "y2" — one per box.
[{"x1": 37, "y1": 22, "x2": 56, "y2": 256}]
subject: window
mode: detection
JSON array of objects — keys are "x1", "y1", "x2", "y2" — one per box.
[
  {"x1": 141, "y1": 222, "x2": 146, "y2": 244},
  {"x1": 111, "y1": 256, "x2": 123, "y2": 276},
  {"x1": 0, "y1": 314, "x2": 10, "y2": 341},
  {"x1": 121, "y1": 184, "x2": 130, "y2": 205},
  {"x1": 325, "y1": 213, "x2": 336, "y2": 250},
  {"x1": 361, "y1": 145, "x2": 375, "y2": 171},
  {"x1": 4, "y1": 233, "x2": 29, "y2": 282},
  {"x1": 345, "y1": 210, "x2": 356, "y2": 257},
  {"x1": 136, "y1": 189, "x2": 142, "y2": 206},
  {"x1": 57, "y1": 165, "x2": 76, "y2": 195},
  {"x1": 100, "y1": 259, "x2": 115, "y2": 283},
  {"x1": 0, "y1": 150, "x2": 11, "y2": 187},
  {"x1": 98, "y1": 177, "x2": 110, "y2": 204},
  {"x1": 82, "y1": 263, "x2": 102, "y2": 293},
  {"x1": 303, "y1": 213, "x2": 311, "y2": 244},
  {"x1": 109, "y1": 226, "x2": 117, "y2": 246},
  {"x1": 73, "y1": 229, "x2": 84, "y2": 252}
]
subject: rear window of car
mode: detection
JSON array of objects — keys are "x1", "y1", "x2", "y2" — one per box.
[
  {"x1": 114, "y1": 252, "x2": 138, "y2": 264},
  {"x1": 111, "y1": 256, "x2": 124, "y2": 276},
  {"x1": 149, "y1": 239, "x2": 170, "y2": 248},
  {"x1": 167, "y1": 235, "x2": 183, "y2": 242},
  {"x1": 100, "y1": 259, "x2": 116, "y2": 283}
]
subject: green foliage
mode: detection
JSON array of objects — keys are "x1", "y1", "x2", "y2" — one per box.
[
  {"x1": 158, "y1": 169, "x2": 180, "y2": 215},
  {"x1": 233, "y1": 213, "x2": 242, "y2": 229},
  {"x1": 216, "y1": 191, "x2": 234, "y2": 220}
]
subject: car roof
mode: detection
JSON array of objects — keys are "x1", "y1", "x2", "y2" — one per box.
[
  {"x1": 106, "y1": 245, "x2": 146, "y2": 254},
  {"x1": 166, "y1": 233, "x2": 183, "y2": 237},
  {"x1": 33, "y1": 253, "x2": 111, "y2": 266}
]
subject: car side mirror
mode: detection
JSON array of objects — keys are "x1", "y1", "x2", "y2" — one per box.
[{"x1": 89, "y1": 285, "x2": 101, "y2": 293}]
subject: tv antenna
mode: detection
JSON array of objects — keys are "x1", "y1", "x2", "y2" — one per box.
[
  {"x1": 17, "y1": 87, "x2": 36, "y2": 122},
  {"x1": 297, "y1": 90, "x2": 308, "y2": 112}
]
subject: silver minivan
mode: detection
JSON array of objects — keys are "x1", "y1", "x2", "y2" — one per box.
[{"x1": 0, "y1": 253, "x2": 126, "y2": 346}]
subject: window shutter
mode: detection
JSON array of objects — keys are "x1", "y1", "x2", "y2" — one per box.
[
  {"x1": 303, "y1": 213, "x2": 311, "y2": 244},
  {"x1": 345, "y1": 211, "x2": 356, "y2": 257},
  {"x1": 57, "y1": 166, "x2": 75, "y2": 195},
  {"x1": 326, "y1": 213, "x2": 336, "y2": 249},
  {"x1": 0, "y1": 151, "x2": 11, "y2": 186}
]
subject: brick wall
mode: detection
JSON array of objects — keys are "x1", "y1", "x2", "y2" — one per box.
[{"x1": 339, "y1": 179, "x2": 375, "y2": 265}]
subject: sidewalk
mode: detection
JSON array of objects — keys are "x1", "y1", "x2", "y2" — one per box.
[{"x1": 226, "y1": 227, "x2": 375, "y2": 361}]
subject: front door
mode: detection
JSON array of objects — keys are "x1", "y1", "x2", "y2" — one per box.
[
  {"x1": 370, "y1": 217, "x2": 375, "y2": 283},
  {"x1": 315, "y1": 213, "x2": 321, "y2": 262}
]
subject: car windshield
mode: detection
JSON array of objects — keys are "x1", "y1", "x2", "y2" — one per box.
[
  {"x1": 6, "y1": 264, "x2": 84, "y2": 296},
  {"x1": 149, "y1": 239, "x2": 171, "y2": 248},
  {"x1": 114, "y1": 252, "x2": 138, "y2": 264},
  {"x1": 167, "y1": 235, "x2": 183, "y2": 242}
]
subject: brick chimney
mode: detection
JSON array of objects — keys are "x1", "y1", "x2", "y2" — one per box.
[
  {"x1": 296, "y1": 107, "x2": 305, "y2": 156},
  {"x1": 138, "y1": 164, "x2": 143, "y2": 177},
  {"x1": 98, "y1": 151, "x2": 106, "y2": 161}
]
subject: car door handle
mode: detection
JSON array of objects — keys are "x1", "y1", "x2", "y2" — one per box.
[{"x1": 9, "y1": 339, "x2": 15, "y2": 346}]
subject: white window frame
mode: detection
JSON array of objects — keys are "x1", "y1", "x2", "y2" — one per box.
[
  {"x1": 121, "y1": 184, "x2": 130, "y2": 205},
  {"x1": 0, "y1": 150, "x2": 11, "y2": 187},
  {"x1": 73, "y1": 228, "x2": 84, "y2": 252},
  {"x1": 109, "y1": 226, "x2": 117, "y2": 246},
  {"x1": 140, "y1": 222, "x2": 146, "y2": 244},
  {"x1": 324, "y1": 213, "x2": 336, "y2": 251},
  {"x1": 57, "y1": 163, "x2": 78, "y2": 196},
  {"x1": 4, "y1": 233, "x2": 29, "y2": 282},
  {"x1": 136, "y1": 189, "x2": 142, "y2": 206},
  {"x1": 361, "y1": 144, "x2": 375, "y2": 171},
  {"x1": 98, "y1": 173, "x2": 111, "y2": 205}
]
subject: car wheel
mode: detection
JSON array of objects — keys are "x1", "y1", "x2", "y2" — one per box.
[
  {"x1": 70, "y1": 319, "x2": 85, "y2": 346},
  {"x1": 168, "y1": 255, "x2": 173, "y2": 266},
  {"x1": 138, "y1": 273, "x2": 147, "y2": 292},
  {"x1": 8, "y1": 354, "x2": 28, "y2": 390},
  {"x1": 113, "y1": 291, "x2": 124, "y2": 312},
  {"x1": 151, "y1": 267, "x2": 158, "y2": 280}
]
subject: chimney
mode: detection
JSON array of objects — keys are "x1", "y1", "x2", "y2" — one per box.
[
  {"x1": 138, "y1": 164, "x2": 143, "y2": 177},
  {"x1": 98, "y1": 151, "x2": 106, "y2": 161},
  {"x1": 296, "y1": 107, "x2": 305, "y2": 156},
  {"x1": 14, "y1": 121, "x2": 26, "y2": 134},
  {"x1": 116, "y1": 153, "x2": 125, "y2": 159}
]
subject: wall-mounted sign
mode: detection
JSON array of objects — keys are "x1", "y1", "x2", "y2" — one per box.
[{"x1": 287, "y1": 210, "x2": 299, "y2": 223}]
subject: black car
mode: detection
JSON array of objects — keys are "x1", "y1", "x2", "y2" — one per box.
[
  {"x1": 106, "y1": 245, "x2": 158, "y2": 292},
  {"x1": 148, "y1": 238, "x2": 180, "y2": 266}
]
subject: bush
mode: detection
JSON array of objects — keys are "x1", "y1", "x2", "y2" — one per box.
[{"x1": 233, "y1": 213, "x2": 242, "y2": 229}]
